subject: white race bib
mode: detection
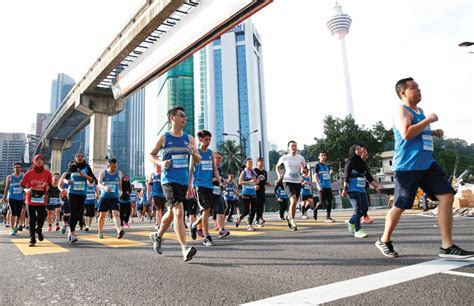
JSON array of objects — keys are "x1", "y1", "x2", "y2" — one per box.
[
  {"x1": 304, "y1": 184, "x2": 311, "y2": 190},
  {"x1": 213, "y1": 186, "x2": 221, "y2": 195},
  {"x1": 356, "y1": 177, "x2": 366, "y2": 188},
  {"x1": 86, "y1": 193, "x2": 96, "y2": 200},
  {"x1": 227, "y1": 191, "x2": 235, "y2": 198},
  {"x1": 31, "y1": 196, "x2": 45, "y2": 204},
  {"x1": 171, "y1": 154, "x2": 189, "y2": 169},
  {"x1": 422, "y1": 134, "x2": 434, "y2": 151},
  {"x1": 13, "y1": 187, "x2": 22, "y2": 194},
  {"x1": 49, "y1": 197, "x2": 61, "y2": 205},
  {"x1": 288, "y1": 172, "x2": 299, "y2": 179},
  {"x1": 201, "y1": 160, "x2": 213, "y2": 171},
  {"x1": 73, "y1": 181, "x2": 85, "y2": 191},
  {"x1": 323, "y1": 173, "x2": 330, "y2": 180},
  {"x1": 107, "y1": 184, "x2": 117, "y2": 193}
]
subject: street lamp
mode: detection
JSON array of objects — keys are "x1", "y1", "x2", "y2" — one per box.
[
  {"x1": 222, "y1": 129, "x2": 258, "y2": 160},
  {"x1": 459, "y1": 41, "x2": 474, "y2": 54}
]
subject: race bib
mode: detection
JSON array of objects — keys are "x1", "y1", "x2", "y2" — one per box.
[
  {"x1": 227, "y1": 191, "x2": 235, "y2": 198},
  {"x1": 323, "y1": 173, "x2": 331, "y2": 180},
  {"x1": 288, "y1": 172, "x2": 299, "y2": 179},
  {"x1": 356, "y1": 177, "x2": 366, "y2": 188},
  {"x1": 49, "y1": 197, "x2": 61, "y2": 205},
  {"x1": 107, "y1": 184, "x2": 117, "y2": 193},
  {"x1": 31, "y1": 195, "x2": 45, "y2": 204},
  {"x1": 171, "y1": 154, "x2": 189, "y2": 169},
  {"x1": 201, "y1": 160, "x2": 213, "y2": 171},
  {"x1": 13, "y1": 187, "x2": 22, "y2": 194},
  {"x1": 73, "y1": 181, "x2": 85, "y2": 191},
  {"x1": 246, "y1": 183, "x2": 255, "y2": 190},
  {"x1": 213, "y1": 186, "x2": 221, "y2": 195},
  {"x1": 422, "y1": 134, "x2": 434, "y2": 151},
  {"x1": 304, "y1": 184, "x2": 311, "y2": 190},
  {"x1": 86, "y1": 193, "x2": 96, "y2": 201}
]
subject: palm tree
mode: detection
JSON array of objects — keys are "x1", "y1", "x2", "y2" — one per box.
[{"x1": 219, "y1": 140, "x2": 242, "y2": 176}]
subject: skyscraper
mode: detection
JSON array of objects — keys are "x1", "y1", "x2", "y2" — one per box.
[
  {"x1": 194, "y1": 19, "x2": 269, "y2": 167},
  {"x1": 157, "y1": 57, "x2": 195, "y2": 136},
  {"x1": 110, "y1": 89, "x2": 145, "y2": 179},
  {"x1": 0, "y1": 133, "x2": 26, "y2": 182}
]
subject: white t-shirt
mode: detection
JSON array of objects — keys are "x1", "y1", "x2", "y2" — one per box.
[{"x1": 277, "y1": 154, "x2": 306, "y2": 183}]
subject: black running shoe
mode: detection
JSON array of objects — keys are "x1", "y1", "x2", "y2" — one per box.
[
  {"x1": 37, "y1": 231, "x2": 44, "y2": 241},
  {"x1": 28, "y1": 239, "x2": 36, "y2": 247},
  {"x1": 117, "y1": 229, "x2": 125, "y2": 239},
  {"x1": 439, "y1": 244, "x2": 474, "y2": 259},
  {"x1": 183, "y1": 246, "x2": 197, "y2": 262},
  {"x1": 375, "y1": 239, "x2": 399, "y2": 258},
  {"x1": 190, "y1": 224, "x2": 197, "y2": 240}
]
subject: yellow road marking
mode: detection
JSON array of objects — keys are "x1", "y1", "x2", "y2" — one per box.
[
  {"x1": 129, "y1": 230, "x2": 262, "y2": 241},
  {"x1": 11, "y1": 239, "x2": 69, "y2": 256},
  {"x1": 78, "y1": 234, "x2": 145, "y2": 248}
]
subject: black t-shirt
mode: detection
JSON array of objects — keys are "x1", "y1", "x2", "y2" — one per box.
[{"x1": 254, "y1": 168, "x2": 267, "y2": 194}]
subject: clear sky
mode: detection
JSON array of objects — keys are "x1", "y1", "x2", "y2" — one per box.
[{"x1": 0, "y1": 0, "x2": 472, "y2": 150}]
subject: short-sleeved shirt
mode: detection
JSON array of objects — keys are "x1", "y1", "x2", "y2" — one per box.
[
  {"x1": 21, "y1": 169, "x2": 53, "y2": 206},
  {"x1": 277, "y1": 154, "x2": 306, "y2": 183}
]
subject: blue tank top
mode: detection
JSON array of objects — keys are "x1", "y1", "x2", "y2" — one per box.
[
  {"x1": 8, "y1": 174, "x2": 24, "y2": 200},
  {"x1": 316, "y1": 163, "x2": 332, "y2": 189},
  {"x1": 161, "y1": 132, "x2": 190, "y2": 186},
  {"x1": 151, "y1": 173, "x2": 164, "y2": 197},
  {"x1": 193, "y1": 148, "x2": 214, "y2": 189},
  {"x1": 241, "y1": 169, "x2": 257, "y2": 196},
  {"x1": 101, "y1": 170, "x2": 120, "y2": 199},
  {"x1": 393, "y1": 106, "x2": 434, "y2": 171},
  {"x1": 301, "y1": 176, "x2": 312, "y2": 196},
  {"x1": 276, "y1": 187, "x2": 289, "y2": 200},
  {"x1": 130, "y1": 192, "x2": 136, "y2": 202},
  {"x1": 68, "y1": 166, "x2": 89, "y2": 195},
  {"x1": 348, "y1": 169, "x2": 367, "y2": 193},
  {"x1": 85, "y1": 182, "x2": 97, "y2": 204},
  {"x1": 224, "y1": 182, "x2": 236, "y2": 201}
]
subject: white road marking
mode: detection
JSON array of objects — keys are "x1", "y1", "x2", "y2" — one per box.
[
  {"x1": 244, "y1": 258, "x2": 474, "y2": 305},
  {"x1": 441, "y1": 270, "x2": 474, "y2": 278}
]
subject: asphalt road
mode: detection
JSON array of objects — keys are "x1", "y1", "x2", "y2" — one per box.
[{"x1": 0, "y1": 208, "x2": 473, "y2": 305}]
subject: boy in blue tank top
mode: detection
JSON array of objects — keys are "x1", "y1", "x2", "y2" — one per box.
[
  {"x1": 2, "y1": 162, "x2": 25, "y2": 235},
  {"x1": 375, "y1": 77, "x2": 473, "y2": 259},
  {"x1": 148, "y1": 107, "x2": 201, "y2": 262}
]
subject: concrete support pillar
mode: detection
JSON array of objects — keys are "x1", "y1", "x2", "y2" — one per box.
[
  {"x1": 50, "y1": 150, "x2": 62, "y2": 174},
  {"x1": 89, "y1": 112, "x2": 109, "y2": 177}
]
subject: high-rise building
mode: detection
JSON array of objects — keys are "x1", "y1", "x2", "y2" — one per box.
[
  {"x1": 0, "y1": 133, "x2": 26, "y2": 183},
  {"x1": 110, "y1": 89, "x2": 145, "y2": 179},
  {"x1": 157, "y1": 57, "x2": 195, "y2": 136},
  {"x1": 194, "y1": 19, "x2": 269, "y2": 167}
]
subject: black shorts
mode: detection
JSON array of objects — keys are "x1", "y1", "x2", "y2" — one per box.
[
  {"x1": 162, "y1": 183, "x2": 187, "y2": 208},
  {"x1": 196, "y1": 187, "x2": 213, "y2": 211},
  {"x1": 184, "y1": 198, "x2": 198, "y2": 216},
  {"x1": 9, "y1": 199, "x2": 24, "y2": 217},
  {"x1": 394, "y1": 162, "x2": 455, "y2": 210},
  {"x1": 98, "y1": 197, "x2": 120, "y2": 212},
  {"x1": 318, "y1": 188, "x2": 333, "y2": 205},
  {"x1": 284, "y1": 182, "x2": 302, "y2": 198},
  {"x1": 46, "y1": 205, "x2": 60, "y2": 211},
  {"x1": 152, "y1": 196, "x2": 166, "y2": 210},
  {"x1": 212, "y1": 194, "x2": 226, "y2": 215},
  {"x1": 61, "y1": 199, "x2": 70, "y2": 214},
  {"x1": 84, "y1": 204, "x2": 96, "y2": 217},
  {"x1": 301, "y1": 194, "x2": 313, "y2": 201}
]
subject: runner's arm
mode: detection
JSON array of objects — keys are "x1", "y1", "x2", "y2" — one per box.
[
  {"x1": 149, "y1": 135, "x2": 166, "y2": 167},
  {"x1": 395, "y1": 106, "x2": 434, "y2": 140},
  {"x1": 2, "y1": 175, "x2": 10, "y2": 202}
]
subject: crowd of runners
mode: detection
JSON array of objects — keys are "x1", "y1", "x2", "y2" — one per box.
[{"x1": 1, "y1": 77, "x2": 473, "y2": 262}]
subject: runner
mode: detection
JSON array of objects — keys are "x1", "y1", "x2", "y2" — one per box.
[
  {"x1": 97, "y1": 158, "x2": 124, "y2": 239},
  {"x1": 148, "y1": 106, "x2": 200, "y2": 262},
  {"x1": 119, "y1": 175, "x2": 132, "y2": 228},
  {"x1": 64, "y1": 152, "x2": 96, "y2": 243},
  {"x1": 136, "y1": 190, "x2": 145, "y2": 222},
  {"x1": 360, "y1": 146, "x2": 373, "y2": 224},
  {"x1": 254, "y1": 158, "x2": 271, "y2": 227},
  {"x1": 238, "y1": 158, "x2": 259, "y2": 231},
  {"x1": 275, "y1": 141, "x2": 306, "y2": 231},
  {"x1": 212, "y1": 152, "x2": 230, "y2": 237},
  {"x1": 341, "y1": 145, "x2": 379, "y2": 238},
  {"x1": 299, "y1": 167, "x2": 313, "y2": 219},
  {"x1": 2, "y1": 162, "x2": 24, "y2": 235},
  {"x1": 188, "y1": 130, "x2": 222, "y2": 246},
  {"x1": 224, "y1": 174, "x2": 240, "y2": 223},
  {"x1": 46, "y1": 173, "x2": 62, "y2": 231},
  {"x1": 130, "y1": 185, "x2": 137, "y2": 223},
  {"x1": 375, "y1": 77, "x2": 474, "y2": 258},
  {"x1": 58, "y1": 173, "x2": 71, "y2": 234},
  {"x1": 148, "y1": 164, "x2": 166, "y2": 230},
  {"x1": 84, "y1": 180, "x2": 99, "y2": 232},
  {"x1": 20, "y1": 154, "x2": 52, "y2": 247},
  {"x1": 314, "y1": 152, "x2": 335, "y2": 222},
  {"x1": 274, "y1": 180, "x2": 289, "y2": 220}
]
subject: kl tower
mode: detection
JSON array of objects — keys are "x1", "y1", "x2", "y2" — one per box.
[{"x1": 327, "y1": 2, "x2": 355, "y2": 118}]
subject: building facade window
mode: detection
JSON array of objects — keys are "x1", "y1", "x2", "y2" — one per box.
[
  {"x1": 214, "y1": 49, "x2": 224, "y2": 147},
  {"x1": 236, "y1": 45, "x2": 250, "y2": 157}
]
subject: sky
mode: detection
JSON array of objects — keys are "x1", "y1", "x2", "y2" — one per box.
[{"x1": 0, "y1": 0, "x2": 472, "y2": 150}]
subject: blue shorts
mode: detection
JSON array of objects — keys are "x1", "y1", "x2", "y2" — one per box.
[
  {"x1": 394, "y1": 162, "x2": 455, "y2": 210},
  {"x1": 61, "y1": 200, "x2": 70, "y2": 214}
]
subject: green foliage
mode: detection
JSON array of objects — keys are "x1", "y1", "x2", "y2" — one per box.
[
  {"x1": 268, "y1": 150, "x2": 281, "y2": 170},
  {"x1": 219, "y1": 140, "x2": 242, "y2": 176},
  {"x1": 433, "y1": 138, "x2": 474, "y2": 178}
]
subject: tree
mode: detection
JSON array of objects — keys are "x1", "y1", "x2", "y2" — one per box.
[
  {"x1": 268, "y1": 150, "x2": 281, "y2": 170},
  {"x1": 433, "y1": 138, "x2": 474, "y2": 178},
  {"x1": 219, "y1": 140, "x2": 242, "y2": 176}
]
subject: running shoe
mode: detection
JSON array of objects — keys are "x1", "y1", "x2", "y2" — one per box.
[
  {"x1": 55, "y1": 225, "x2": 60, "y2": 231},
  {"x1": 28, "y1": 239, "x2": 36, "y2": 247},
  {"x1": 9, "y1": 228, "x2": 17, "y2": 236},
  {"x1": 345, "y1": 220, "x2": 355, "y2": 234},
  {"x1": 362, "y1": 216, "x2": 373, "y2": 224},
  {"x1": 17, "y1": 225, "x2": 22, "y2": 231},
  {"x1": 25, "y1": 225, "x2": 29, "y2": 230},
  {"x1": 70, "y1": 235, "x2": 78, "y2": 243},
  {"x1": 203, "y1": 235, "x2": 215, "y2": 246},
  {"x1": 97, "y1": 233, "x2": 104, "y2": 239},
  {"x1": 313, "y1": 212, "x2": 318, "y2": 221},
  {"x1": 301, "y1": 214, "x2": 308, "y2": 220},
  {"x1": 117, "y1": 229, "x2": 125, "y2": 239},
  {"x1": 285, "y1": 215, "x2": 292, "y2": 229},
  {"x1": 61, "y1": 225, "x2": 67, "y2": 235},
  {"x1": 149, "y1": 233, "x2": 163, "y2": 254},
  {"x1": 48, "y1": 225, "x2": 52, "y2": 231},
  {"x1": 37, "y1": 231, "x2": 44, "y2": 241},
  {"x1": 236, "y1": 215, "x2": 242, "y2": 228},
  {"x1": 280, "y1": 217, "x2": 285, "y2": 221},
  {"x1": 154, "y1": 224, "x2": 160, "y2": 231},
  {"x1": 247, "y1": 225, "x2": 255, "y2": 232},
  {"x1": 197, "y1": 229, "x2": 204, "y2": 238},
  {"x1": 213, "y1": 224, "x2": 219, "y2": 231},
  {"x1": 183, "y1": 246, "x2": 197, "y2": 262},
  {"x1": 375, "y1": 239, "x2": 399, "y2": 258},
  {"x1": 5, "y1": 223, "x2": 10, "y2": 228},
  {"x1": 439, "y1": 244, "x2": 474, "y2": 259},
  {"x1": 123, "y1": 223, "x2": 130, "y2": 229},
  {"x1": 84, "y1": 226, "x2": 90, "y2": 232},
  {"x1": 190, "y1": 224, "x2": 198, "y2": 240},
  {"x1": 289, "y1": 218, "x2": 297, "y2": 231},
  {"x1": 354, "y1": 229, "x2": 368, "y2": 238},
  {"x1": 218, "y1": 229, "x2": 230, "y2": 238},
  {"x1": 325, "y1": 218, "x2": 335, "y2": 223}
]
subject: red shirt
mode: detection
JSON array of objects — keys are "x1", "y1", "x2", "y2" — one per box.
[{"x1": 20, "y1": 169, "x2": 52, "y2": 206}]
